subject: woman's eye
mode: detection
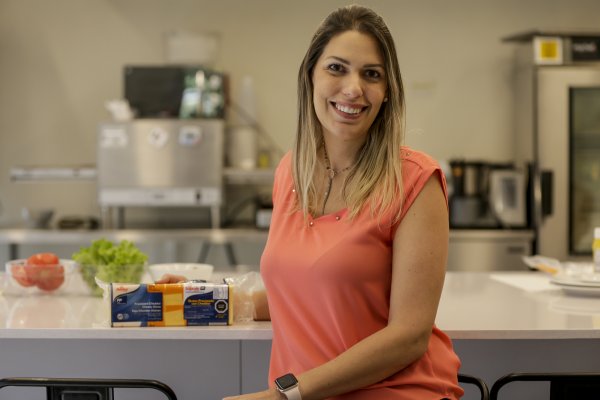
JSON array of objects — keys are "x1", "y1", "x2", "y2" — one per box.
[
  {"x1": 364, "y1": 70, "x2": 382, "y2": 80},
  {"x1": 327, "y1": 63, "x2": 344, "y2": 73}
]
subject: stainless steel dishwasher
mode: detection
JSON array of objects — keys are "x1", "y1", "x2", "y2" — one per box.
[{"x1": 447, "y1": 229, "x2": 534, "y2": 271}]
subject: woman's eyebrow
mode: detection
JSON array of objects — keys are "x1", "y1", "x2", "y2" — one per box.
[
  {"x1": 364, "y1": 63, "x2": 384, "y2": 69},
  {"x1": 326, "y1": 56, "x2": 350, "y2": 65},
  {"x1": 325, "y1": 56, "x2": 384, "y2": 69}
]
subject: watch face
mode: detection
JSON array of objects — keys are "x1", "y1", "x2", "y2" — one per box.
[{"x1": 275, "y1": 373, "x2": 298, "y2": 390}]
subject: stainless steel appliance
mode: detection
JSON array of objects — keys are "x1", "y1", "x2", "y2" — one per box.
[
  {"x1": 446, "y1": 159, "x2": 532, "y2": 270},
  {"x1": 448, "y1": 160, "x2": 526, "y2": 229},
  {"x1": 447, "y1": 230, "x2": 534, "y2": 271},
  {"x1": 489, "y1": 169, "x2": 526, "y2": 227},
  {"x1": 97, "y1": 119, "x2": 224, "y2": 228},
  {"x1": 505, "y1": 31, "x2": 600, "y2": 260},
  {"x1": 449, "y1": 160, "x2": 489, "y2": 228}
]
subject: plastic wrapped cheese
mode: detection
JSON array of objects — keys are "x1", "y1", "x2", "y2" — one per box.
[{"x1": 100, "y1": 280, "x2": 233, "y2": 327}]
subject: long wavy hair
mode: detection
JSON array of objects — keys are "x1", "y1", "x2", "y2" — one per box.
[{"x1": 293, "y1": 5, "x2": 406, "y2": 222}]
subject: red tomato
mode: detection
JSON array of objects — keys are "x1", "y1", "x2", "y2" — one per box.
[
  {"x1": 24, "y1": 253, "x2": 64, "y2": 291},
  {"x1": 35, "y1": 264, "x2": 65, "y2": 291},
  {"x1": 27, "y1": 253, "x2": 60, "y2": 266},
  {"x1": 11, "y1": 264, "x2": 36, "y2": 287}
]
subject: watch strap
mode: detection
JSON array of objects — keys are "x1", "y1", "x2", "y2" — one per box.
[{"x1": 280, "y1": 384, "x2": 302, "y2": 400}]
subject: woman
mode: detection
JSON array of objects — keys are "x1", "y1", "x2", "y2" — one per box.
[{"x1": 222, "y1": 5, "x2": 462, "y2": 400}]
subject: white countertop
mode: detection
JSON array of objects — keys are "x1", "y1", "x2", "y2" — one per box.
[
  {"x1": 1, "y1": 271, "x2": 600, "y2": 341},
  {"x1": 437, "y1": 271, "x2": 600, "y2": 339},
  {"x1": 0, "y1": 292, "x2": 273, "y2": 340}
]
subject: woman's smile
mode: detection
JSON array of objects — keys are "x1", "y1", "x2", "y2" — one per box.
[
  {"x1": 312, "y1": 30, "x2": 387, "y2": 143},
  {"x1": 331, "y1": 101, "x2": 368, "y2": 119}
]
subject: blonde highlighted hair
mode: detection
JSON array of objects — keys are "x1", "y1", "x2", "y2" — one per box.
[{"x1": 293, "y1": 5, "x2": 405, "y2": 222}]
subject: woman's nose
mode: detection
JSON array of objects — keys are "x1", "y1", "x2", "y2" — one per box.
[{"x1": 342, "y1": 73, "x2": 363, "y2": 98}]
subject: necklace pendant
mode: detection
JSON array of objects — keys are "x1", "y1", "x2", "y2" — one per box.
[{"x1": 328, "y1": 169, "x2": 336, "y2": 179}]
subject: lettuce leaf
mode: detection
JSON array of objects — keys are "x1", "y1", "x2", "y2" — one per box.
[{"x1": 72, "y1": 239, "x2": 148, "y2": 295}]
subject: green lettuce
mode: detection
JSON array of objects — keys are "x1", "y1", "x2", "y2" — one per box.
[{"x1": 72, "y1": 239, "x2": 148, "y2": 296}]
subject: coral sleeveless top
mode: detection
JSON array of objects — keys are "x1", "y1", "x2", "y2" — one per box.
[{"x1": 261, "y1": 147, "x2": 463, "y2": 399}]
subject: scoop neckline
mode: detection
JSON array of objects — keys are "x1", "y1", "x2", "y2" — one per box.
[{"x1": 310, "y1": 207, "x2": 349, "y2": 221}]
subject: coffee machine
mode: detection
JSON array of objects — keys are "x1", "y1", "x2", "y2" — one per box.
[{"x1": 448, "y1": 160, "x2": 527, "y2": 228}]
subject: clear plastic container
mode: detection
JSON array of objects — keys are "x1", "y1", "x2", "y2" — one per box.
[
  {"x1": 5, "y1": 259, "x2": 78, "y2": 295},
  {"x1": 79, "y1": 263, "x2": 146, "y2": 296}
]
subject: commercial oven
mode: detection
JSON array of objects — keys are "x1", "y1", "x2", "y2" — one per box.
[
  {"x1": 97, "y1": 119, "x2": 224, "y2": 228},
  {"x1": 506, "y1": 31, "x2": 600, "y2": 260}
]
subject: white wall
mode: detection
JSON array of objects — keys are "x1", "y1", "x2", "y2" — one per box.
[{"x1": 1, "y1": 0, "x2": 600, "y2": 226}]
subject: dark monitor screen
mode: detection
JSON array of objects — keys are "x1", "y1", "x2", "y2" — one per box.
[
  {"x1": 124, "y1": 66, "x2": 185, "y2": 118},
  {"x1": 124, "y1": 65, "x2": 226, "y2": 119}
]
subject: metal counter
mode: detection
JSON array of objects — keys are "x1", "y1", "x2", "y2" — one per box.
[
  {"x1": 0, "y1": 228, "x2": 269, "y2": 266},
  {"x1": 0, "y1": 228, "x2": 534, "y2": 271}
]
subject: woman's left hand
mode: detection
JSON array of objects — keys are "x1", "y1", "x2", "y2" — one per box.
[{"x1": 222, "y1": 388, "x2": 282, "y2": 400}]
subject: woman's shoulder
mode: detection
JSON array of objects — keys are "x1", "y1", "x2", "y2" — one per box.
[
  {"x1": 396, "y1": 147, "x2": 448, "y2": 221},
  {"x1": 400, "y1": 146, "x2": 442, "y2": 185},
  {"x1": 400, "y1": 146, "x2": 440, "y2": 170}
]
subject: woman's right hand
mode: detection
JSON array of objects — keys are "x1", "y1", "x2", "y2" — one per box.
[
  {"x1": 223, "y1": 387, "x2": 283, "y2": 399},
  {"x1": 154, "y1": 274, "x2": 187, "y2": 283}
]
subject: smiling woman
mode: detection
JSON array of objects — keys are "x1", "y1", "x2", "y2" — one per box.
[{"x1": 222, "y1": 5, "x2": 462, "y2": 400}]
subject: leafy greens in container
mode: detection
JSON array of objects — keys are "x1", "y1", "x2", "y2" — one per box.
[{"x1": 72, "y1": 239, "x2": 148, "y2": 296}]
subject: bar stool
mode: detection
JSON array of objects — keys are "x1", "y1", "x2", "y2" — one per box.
[
  {"x1": 490, "y1": 372, "x2": 600, "y2": 399},
  {"x1": 458, "y1": 373, "x2": 490, "y2": 400},
  {"x1": 0, "y1": 377, "x2": 178, "y2": 399}
]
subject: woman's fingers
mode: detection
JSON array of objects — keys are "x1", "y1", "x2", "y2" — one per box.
[{"x1": 154, "y1": 273, "x2": 187, "y2": 283}]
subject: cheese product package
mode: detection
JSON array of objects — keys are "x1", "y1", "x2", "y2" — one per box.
[{"x1": 110, "y1": 281, "x2": 233, "y2": 327}]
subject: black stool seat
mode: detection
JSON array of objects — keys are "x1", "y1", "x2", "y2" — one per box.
[
  {"x1": 491, "y1": 372, "x2": 600, "y2": 400},
  {"x1": 0, "y1": 377, "x2": 178, "y2": 400}
]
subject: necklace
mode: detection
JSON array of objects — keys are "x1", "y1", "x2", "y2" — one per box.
[
  {"x1": 323, "y1": 146, "x2": 354, "y2": 178},
  {"x1": 321, "y1": 145, "x2": 354, "y2": 215}
]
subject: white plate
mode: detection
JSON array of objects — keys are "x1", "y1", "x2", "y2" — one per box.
[
  {"x1": 553, "y1": 284, "x2": 600, "y2": 297},
  {"x1": 550, "y1": 273, "x2": 600, "y2": 288},
  {"x1": 550, "y1": 277, "x2": 600, "y2": 297}
]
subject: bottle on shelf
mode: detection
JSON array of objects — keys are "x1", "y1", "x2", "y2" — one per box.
[{"x1": 594, "y1": 227, "x2": 600, "y2": 272}]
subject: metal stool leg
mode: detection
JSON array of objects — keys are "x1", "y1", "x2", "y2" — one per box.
[
  {"x1": 198, "y1": 241, "x2": 211, "y2": 263},
  {"x1": 223, "y1": 242, "x2": 237, "y2": 266}
]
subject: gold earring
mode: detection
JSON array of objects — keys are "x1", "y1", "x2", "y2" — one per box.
[{"x1": 384, "y1": 97, "x2": 389, "y2": 102}]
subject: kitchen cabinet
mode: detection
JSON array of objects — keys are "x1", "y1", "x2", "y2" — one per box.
[
  {"x1": 0, "y1": 339, "x2": 244, "y2": 399},
  {"x1": 0, "y1": 292, "x2": 271, "y2": 399}
]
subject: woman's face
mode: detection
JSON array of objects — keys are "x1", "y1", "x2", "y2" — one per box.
[{"x1": 312, "y1": 30, "x2": 387, "y2": 145}]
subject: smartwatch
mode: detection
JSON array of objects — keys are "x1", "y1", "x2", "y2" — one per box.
[{"x1": 274, "y1": 373, "x2": 302, "y2": 400}]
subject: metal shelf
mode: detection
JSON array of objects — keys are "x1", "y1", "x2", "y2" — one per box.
[
  {"x1": 223, "y1": 168, "x2": 274, "y2": 185},
  {"x1": 9, "y1": 166, "x2": 273, "y2": 185},
  {"x1": 10, "y1": 166, "x2": 97, "y2": 182}
]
